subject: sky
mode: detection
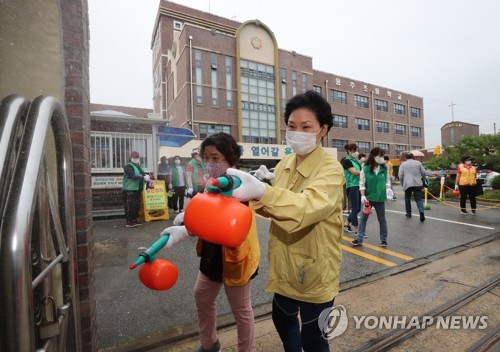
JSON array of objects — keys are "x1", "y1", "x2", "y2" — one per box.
[{"x1": 89, "y1": 0, "x2": 500, "y2": 149}]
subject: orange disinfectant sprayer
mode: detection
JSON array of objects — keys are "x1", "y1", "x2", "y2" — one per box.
[{"x1": 184, "y1": 175, "x2": 252, "y2": 248}]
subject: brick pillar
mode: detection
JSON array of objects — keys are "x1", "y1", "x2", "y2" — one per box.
[{"x1": 60, "y1": 0, "x2": 97, "y2": 350}]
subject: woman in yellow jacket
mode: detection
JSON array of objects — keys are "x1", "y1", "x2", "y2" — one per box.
[
  {"x1": 455, "y1": 155, "x2": 477, "y2": 215},
  {"x1": 160, "y1": 133, "x2": 260, "y2": 352},
  {"x1": 227, "y1": 91, "x2": 344, "y2": 352}
]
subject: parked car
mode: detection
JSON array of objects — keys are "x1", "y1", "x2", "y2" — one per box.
[
  {"x1": 483, "y1": 171, "x2": 500, "y2": 187},
  {"x1": 477, "y1": 169, "x2": 493, "y2": 185},
  {"x1": 424, "y1": 169, "x2": 447, "y2": 179}
]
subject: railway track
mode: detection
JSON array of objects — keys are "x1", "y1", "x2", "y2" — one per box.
[{"x1": 354, "y1": 274, "x2": 500, "y2": 352}]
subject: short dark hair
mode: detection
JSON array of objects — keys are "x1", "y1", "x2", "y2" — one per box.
[
  {"x1": 383, "y1": 155, "x2": 389, "y2": 161},
  {"x1": 405, "y1": 153, "x2": 414, "y2": 159},
  {"x1": 344, "y1": 143, "x2": 358, "y2": 153},
  {"x1": 461, "y1": 155, "x2": 472, "y2": 163},
  {"x1": 284, "y1": 90, "x2": 334, "y2": 132},
  {"x1": 200, "y1": 132, "x2": 241, "y2": 167}
]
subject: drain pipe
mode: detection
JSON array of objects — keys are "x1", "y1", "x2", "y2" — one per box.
[{"x1": 189, "y1": 35, "x2": 194, "y2": 130}]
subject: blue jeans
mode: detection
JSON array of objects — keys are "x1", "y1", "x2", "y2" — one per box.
[
  {"x1": 355, "y1": 201, "x2": 388, "y2": 243},
  {"x1": 404, "y1": 186, "x2": 424, "y2": 214},
  {"x1": 272, "y1": 293, "x2": 333, "y2": 352},
  {"x1": 347, "y1": 186, "x2": 361, "y2": 227}
]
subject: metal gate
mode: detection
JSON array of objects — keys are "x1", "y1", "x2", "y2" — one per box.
[{"x1": 0, "y1": 95, "x2": 82, "y2": 351}]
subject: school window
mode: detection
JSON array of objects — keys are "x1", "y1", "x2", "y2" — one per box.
[
  {"x1": 302, "y1": 73, "x2": 308, "y2": 93},
  {"x1": 375, "y1": 99, "x2": 389, "y2": 112},
  {"x1": 411, "y1": 146, "x2": 422, "y2": 150},
  {"x1": 91, "y1": 132, "x2": 152, "y2": 173},
  {"x1": 292, "y1": 71, "x2": 297, "y2": 96},
  {"x1": 240, "y1": 59, "x2": 277, "y2": 144},
  {"x1": 411, "y1": 107, "x2": 421, "y2": 118},
  {"x1": 357, "y1": 141, "x2": 371, "y2": 153},
  {"x1": 281, "y1": 68, "x2": 287, "y2": 113},
  {"x1": 199, "y1": 124, "x2": 231, "y2": 139},
  {"x1": 332, "y1": 139, "x2": 348, "y2": 150},
  {"x1": 225, "y1": 56, "x2": 233, "y2": 108},
  {"x1": 333, "y1": 115, "x2": 348, "y2": 128},
  {"x1": 194, "y1": 49, "x2": 203, "y2": 104},
  {"x1": 377, "y1": 143, "x2": 390, "y2": 153},
  {"x1": 355, "y1": 118, "x2": 370, "y2": 131},
  {"x1": 211, "y1": 53, "x2": 218, "y2": 106},
  {"x1": 395, "y1": 124, "x2": 406, "y2": 135},
  {"x1": 395, "y1": 144, "x2": 407, "y2": 156},
  {"x1": 331, "y1": 90, "x2": 347, "y2": 104},
  {"x1": 376, "y1": 121, "x2": 389, "y2": 133},
  {"x1": 411, "y1": 126, "x2": 422, "y2": 137},
  {"x1": 354, "y1": 95, "x2": 369, "y2": 108},
  {"x1": 394, "y1": 103, "x2": 406, "y2": 115},
  {"x1": 313, "y1": 85, "x2": 322, "y2": 94}
]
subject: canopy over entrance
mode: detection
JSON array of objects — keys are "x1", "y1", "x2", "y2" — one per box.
[{"x1": 157, "y1": 126, "x2": 195, "y2": 147}]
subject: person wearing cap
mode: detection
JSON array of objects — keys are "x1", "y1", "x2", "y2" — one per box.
[
  {"x1": 169, "y1": 155, "x2": 188, "y2": 214},
  {"x1": 455, "y1": 155, "x2": 477, "y2": 215},
  {"x1": 398, "y1": 152, "x2": 426, "y2": 222},
  {"x1": 186, "y1": 148, "x2": 207, "y2": 198},
  {"x1": 122, "y1": 151, "x2": 150, "y2": 227}
]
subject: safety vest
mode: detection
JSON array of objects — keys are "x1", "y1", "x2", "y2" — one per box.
[
  {"x1": 363, "y1": 165, "x2": 388, "y2": 202},
  {"x1": 344, "y1": 156, "x2": 361, "y2": 188},
  {"x1": 458, "y1": 164, "x2": 477, "y2": 186},
  {"x1": 122, "y1": 162, "x2": 143, "y2": 191}
]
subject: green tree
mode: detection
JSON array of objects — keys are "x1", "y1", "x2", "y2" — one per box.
[{"x1": 425, "y1": 134, "x2": 500, "y2": 171}]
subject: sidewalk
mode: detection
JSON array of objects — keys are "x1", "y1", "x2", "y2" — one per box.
[{"x1": 101, "y1": 233, "x2": 499, "y2": 352}]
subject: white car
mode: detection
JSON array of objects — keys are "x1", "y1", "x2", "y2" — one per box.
[{"x1": 484, "y1": 171, "x2": 500, "y2": 187}]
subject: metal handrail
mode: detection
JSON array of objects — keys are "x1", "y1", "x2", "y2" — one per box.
[{"x1": 0, "y1": 95, "x2": 81, "y2": 351}]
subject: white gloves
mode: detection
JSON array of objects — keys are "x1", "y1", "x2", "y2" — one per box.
[
  {"x1": 386, "y1": 189, "x2": 394, "y2": 200},
  {"x1": 454, "y1": 185, "x2": 459, "y2": 190},
  {"x1": 173, "y1": 212, "x2": 185, "y2": 226},
  {"x1": 254, "y1": 165, "x2": 275, "y2": 182},
  {"x1": 186, "y1": 188, "x2": 193, "y2": 196},
  {"x1": 168, "y1": 183, "x2": 173, "y2": 189},
  {"x1": 361, "y1": 195, "x2": 367, "y2": 204},
  {"x1": 143, "y1": 175, "x2": 151, "y2": 182},
  {"x1": 226, "y1": 168, "x2": 266, "y2": 202},
  {"x1": 159, "y1": 226, "x2": 189, "y2": 249}
]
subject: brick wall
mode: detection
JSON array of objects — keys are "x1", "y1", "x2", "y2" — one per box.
[{"x1": 61, "y1": 0, "x2": 97, "y2": 350}]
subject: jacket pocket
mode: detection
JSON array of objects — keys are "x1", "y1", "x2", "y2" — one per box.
[
  {"x1": 224, "y1": 241, "x2": 251, "y2": 286},
  {"x1": 282, "y1": 249, "x2": 321, "y2": 293}
]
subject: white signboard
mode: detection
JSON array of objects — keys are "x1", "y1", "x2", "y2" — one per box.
[
  {"x1": 159, "y1": 140, "x2": 337, "y2": 160},
  {"x1": 92, "y1": 176, "x2": 123, "y2": 189}
]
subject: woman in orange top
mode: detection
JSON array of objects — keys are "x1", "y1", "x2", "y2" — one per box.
[{"x1": 454, "y1": 155, "x2": 477, "y2": 215}]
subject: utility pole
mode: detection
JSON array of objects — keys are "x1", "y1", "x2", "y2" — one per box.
[{"x1": 448, "y1": 101, "x2": 456, "y2": 122}]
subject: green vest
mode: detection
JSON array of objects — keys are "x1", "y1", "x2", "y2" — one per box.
[
  {"x1": 122, "y1": 162, "x2": 143, "y2": 191},
  {"x1": 363, "y1": 165, "x2": 387, "y2": 202},
  {"x1": 188, "y1": 159, "x2": 206, "y2": 189},
  {"x1": 171, "y1": 165, "x2": 188, "y2": 186},
  {"x1": 344, "y1": 156, "x2": 361, "y2": 188}
]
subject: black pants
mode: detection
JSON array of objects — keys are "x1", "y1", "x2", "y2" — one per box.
[
  {"x1": 172, "y1": 185, "x2": 186, "y2": 211},
  {"x1": 272, "y1": 293, "x2": 333, "y2": 352},
  {"x1": 459, "y1": 185, "x2": 476, "y2": 211},
  {"x1": 123, "y1": 190, "x2": 141, "y2": 222}
]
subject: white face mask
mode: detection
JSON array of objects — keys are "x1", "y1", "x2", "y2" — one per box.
[
  {"x1": 285, "y1": 129, "x2": 321, "y2": 156},
  {"x1": 351, "y1": 152, "x2": 359, "y2": 159},
  {"x1": 375, "y1": 156, "x2": 385, "y2": 164},
  {"x1": 175, "y1": 159, "x2": 181, "y2": 165},
  {"x1": 360, "y1": 158, "x2": 366, "y2": 163},
  {"x1": 131, "y1": 158, "x2": 140, "y2": 164},
  {"x1": 465, "y1": 160, "x2": 472, "y2": 165}
]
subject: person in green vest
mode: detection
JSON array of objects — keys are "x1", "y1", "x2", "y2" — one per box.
[
  {"x1": 169, "y1": 155, "x2": 188, "y2": 214},
  {"x1": 186, "y1": 148, "x2": 207, "y2": 198},
  {"x1": 352, "y1": 147, "x2": 391, "y2": 247},
  {"x1": 342, "y1": 143, "x2": 362, "y2": 234},
  {"x1": 122, "y1": 151, "x2": 150, "y2": 228}
]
